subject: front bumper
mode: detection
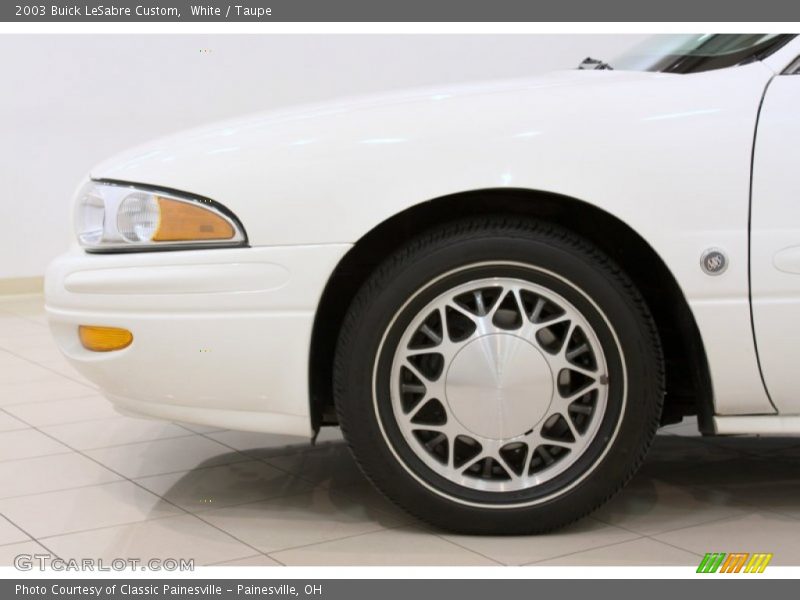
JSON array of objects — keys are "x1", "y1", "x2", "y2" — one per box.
[{"x1": 45, "y1": 244, "x2": 350, "y2": 436}]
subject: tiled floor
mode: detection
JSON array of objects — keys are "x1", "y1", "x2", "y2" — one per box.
[{"x1": 2, "y1": 293, "x2": 800, "y2": 566}]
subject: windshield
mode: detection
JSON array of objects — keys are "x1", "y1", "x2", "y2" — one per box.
[{"x1": 610, "y1": 34, "x2": 795, "y2": 74}]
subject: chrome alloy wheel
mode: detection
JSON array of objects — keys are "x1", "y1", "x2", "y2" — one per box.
[{"x1": 388, "y1": 275, "x2": 610, "y2": 493}]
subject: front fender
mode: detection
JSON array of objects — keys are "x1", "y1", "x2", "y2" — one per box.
[{"x1": 92, "y1": 63, "x2": 776, "y2": 415}]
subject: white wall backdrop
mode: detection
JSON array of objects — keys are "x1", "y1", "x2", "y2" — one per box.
[{"x1": 0, "y1": 34, "x2": 646, "y2": 279}]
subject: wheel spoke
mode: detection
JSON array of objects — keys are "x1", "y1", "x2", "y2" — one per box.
[
  {"x1": 445, "y1": 299, "x2": 479, "y2": 321},
  {"x1": 498, "y1": 455, "x2": 525, "y2": 481},
  {"x1": 485, "y1": 286, "x2": 507, "y2": 320},
  {"x1": 404, "y1": 309, "x2": 470, "y2": 362},
  {"x1": 458, "y1": 438, "x2": 501, "y2": 473},
  {"x1": 409, "y1": 410, "x2": 456, "y2": 435},
  {"x1": 535, "y1": 314, "x2": 571, "y2": 331},
  {"x1": 402, "y1": 359, "x2": 430, "y2": 383},
  {"x1": 558, "y1": 383, "x2": 600, "y2": 404},
  {"x1": 521, "y1": 432, "x2": 543, "y2": 471},
  {"x1": 405, "y1": 395, "x2": 430, "y2": 421},
  {"x1": 560, "y1": 411, "x2": 583, "y2": 442},
  {"x1": 510, "y1": 287, "x2": 525, "y2": 314},
  {"x1": 558, "y1": 361, "x2": 600, "y2": 380},
  {"x1": 562, "y1": 321, "x2": 578, "y2": 351},
  {"x1": 511, "y1": 288, "x2": 537, "y2": 338},
  {"x1": 460, "y1": 452, "x2": 486, "y2": 474}
]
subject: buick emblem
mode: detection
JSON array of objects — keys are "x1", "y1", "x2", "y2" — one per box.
[{"x1": 701, "y1": 248, "x2": 728, "y2": 275}]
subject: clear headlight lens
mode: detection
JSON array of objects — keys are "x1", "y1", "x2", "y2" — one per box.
[
  {"x1": 74, "y1": 181, "x2": 245, "y2": 251},
  {"x1": 117, "y1": 192, "x2": 160, "y2": 242},
  {"x1": 76, "y1": 186, "x2": 105, "y2": 246}
]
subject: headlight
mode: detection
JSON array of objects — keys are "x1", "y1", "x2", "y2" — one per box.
[{"x1": 75, "y1": 180, "x2": 246, "y2": 252}]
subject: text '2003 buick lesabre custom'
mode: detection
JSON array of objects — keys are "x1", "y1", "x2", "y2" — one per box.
[{"x1": 46, "y1": 34, "x2": 800, "y2": 533}]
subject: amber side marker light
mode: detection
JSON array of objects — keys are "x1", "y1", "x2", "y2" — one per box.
[{"x1": 78, "y1": 326, "x2": 133, "y2": 352}]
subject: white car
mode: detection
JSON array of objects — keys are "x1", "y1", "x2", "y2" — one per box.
[{"x1": 46, "y1": 34, "x2": 800, "y2": 534}]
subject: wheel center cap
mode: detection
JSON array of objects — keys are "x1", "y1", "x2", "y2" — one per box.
[{"x1": 445, "y1": 333, "x2": 553, "y2": 440}]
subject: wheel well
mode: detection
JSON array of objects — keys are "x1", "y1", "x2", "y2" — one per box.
[{"x1": 309, "y1": 189, "x2": 714, "y2": 434}]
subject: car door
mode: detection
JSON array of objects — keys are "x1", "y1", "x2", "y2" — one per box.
[{"x1": 751, "y1": 61, "x2": 800, "y2": 414}]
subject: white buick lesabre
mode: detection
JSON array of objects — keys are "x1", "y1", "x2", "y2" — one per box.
[{"x1": 46, "y1": 34, "x2": 800, "y2": 533}]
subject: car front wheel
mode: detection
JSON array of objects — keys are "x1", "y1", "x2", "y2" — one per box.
[{"x1": 334, "y1": 217, "x2": 664, "y2": 534}]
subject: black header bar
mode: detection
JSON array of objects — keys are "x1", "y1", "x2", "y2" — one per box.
[{"x1": 3, "y1": 0, "x2": 800, "y2": 22}]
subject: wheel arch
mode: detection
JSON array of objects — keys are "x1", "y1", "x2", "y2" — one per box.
[{"x1": 309, "y1": 188, "x2": 714, "y2": 434}]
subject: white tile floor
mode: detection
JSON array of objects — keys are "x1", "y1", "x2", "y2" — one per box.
[{"x1": 2, "y1": 293, "x2": 800, "y2": 566}]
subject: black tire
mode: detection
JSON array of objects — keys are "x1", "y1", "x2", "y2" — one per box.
[{"x1": 333, "y1": 217, "x2": 664, "y2": 534}]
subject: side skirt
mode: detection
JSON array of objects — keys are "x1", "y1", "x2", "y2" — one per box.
[{"x1": 714, "y1": 414, "x2": 800, "y2": 435}]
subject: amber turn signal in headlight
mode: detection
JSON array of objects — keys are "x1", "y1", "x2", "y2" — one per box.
[
  {"x1": 78, "y1": 326, "x2": 133, "y2": 352},
  {"x1": 153, "y1": 196, "x2": 235, "y2": 241}
]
